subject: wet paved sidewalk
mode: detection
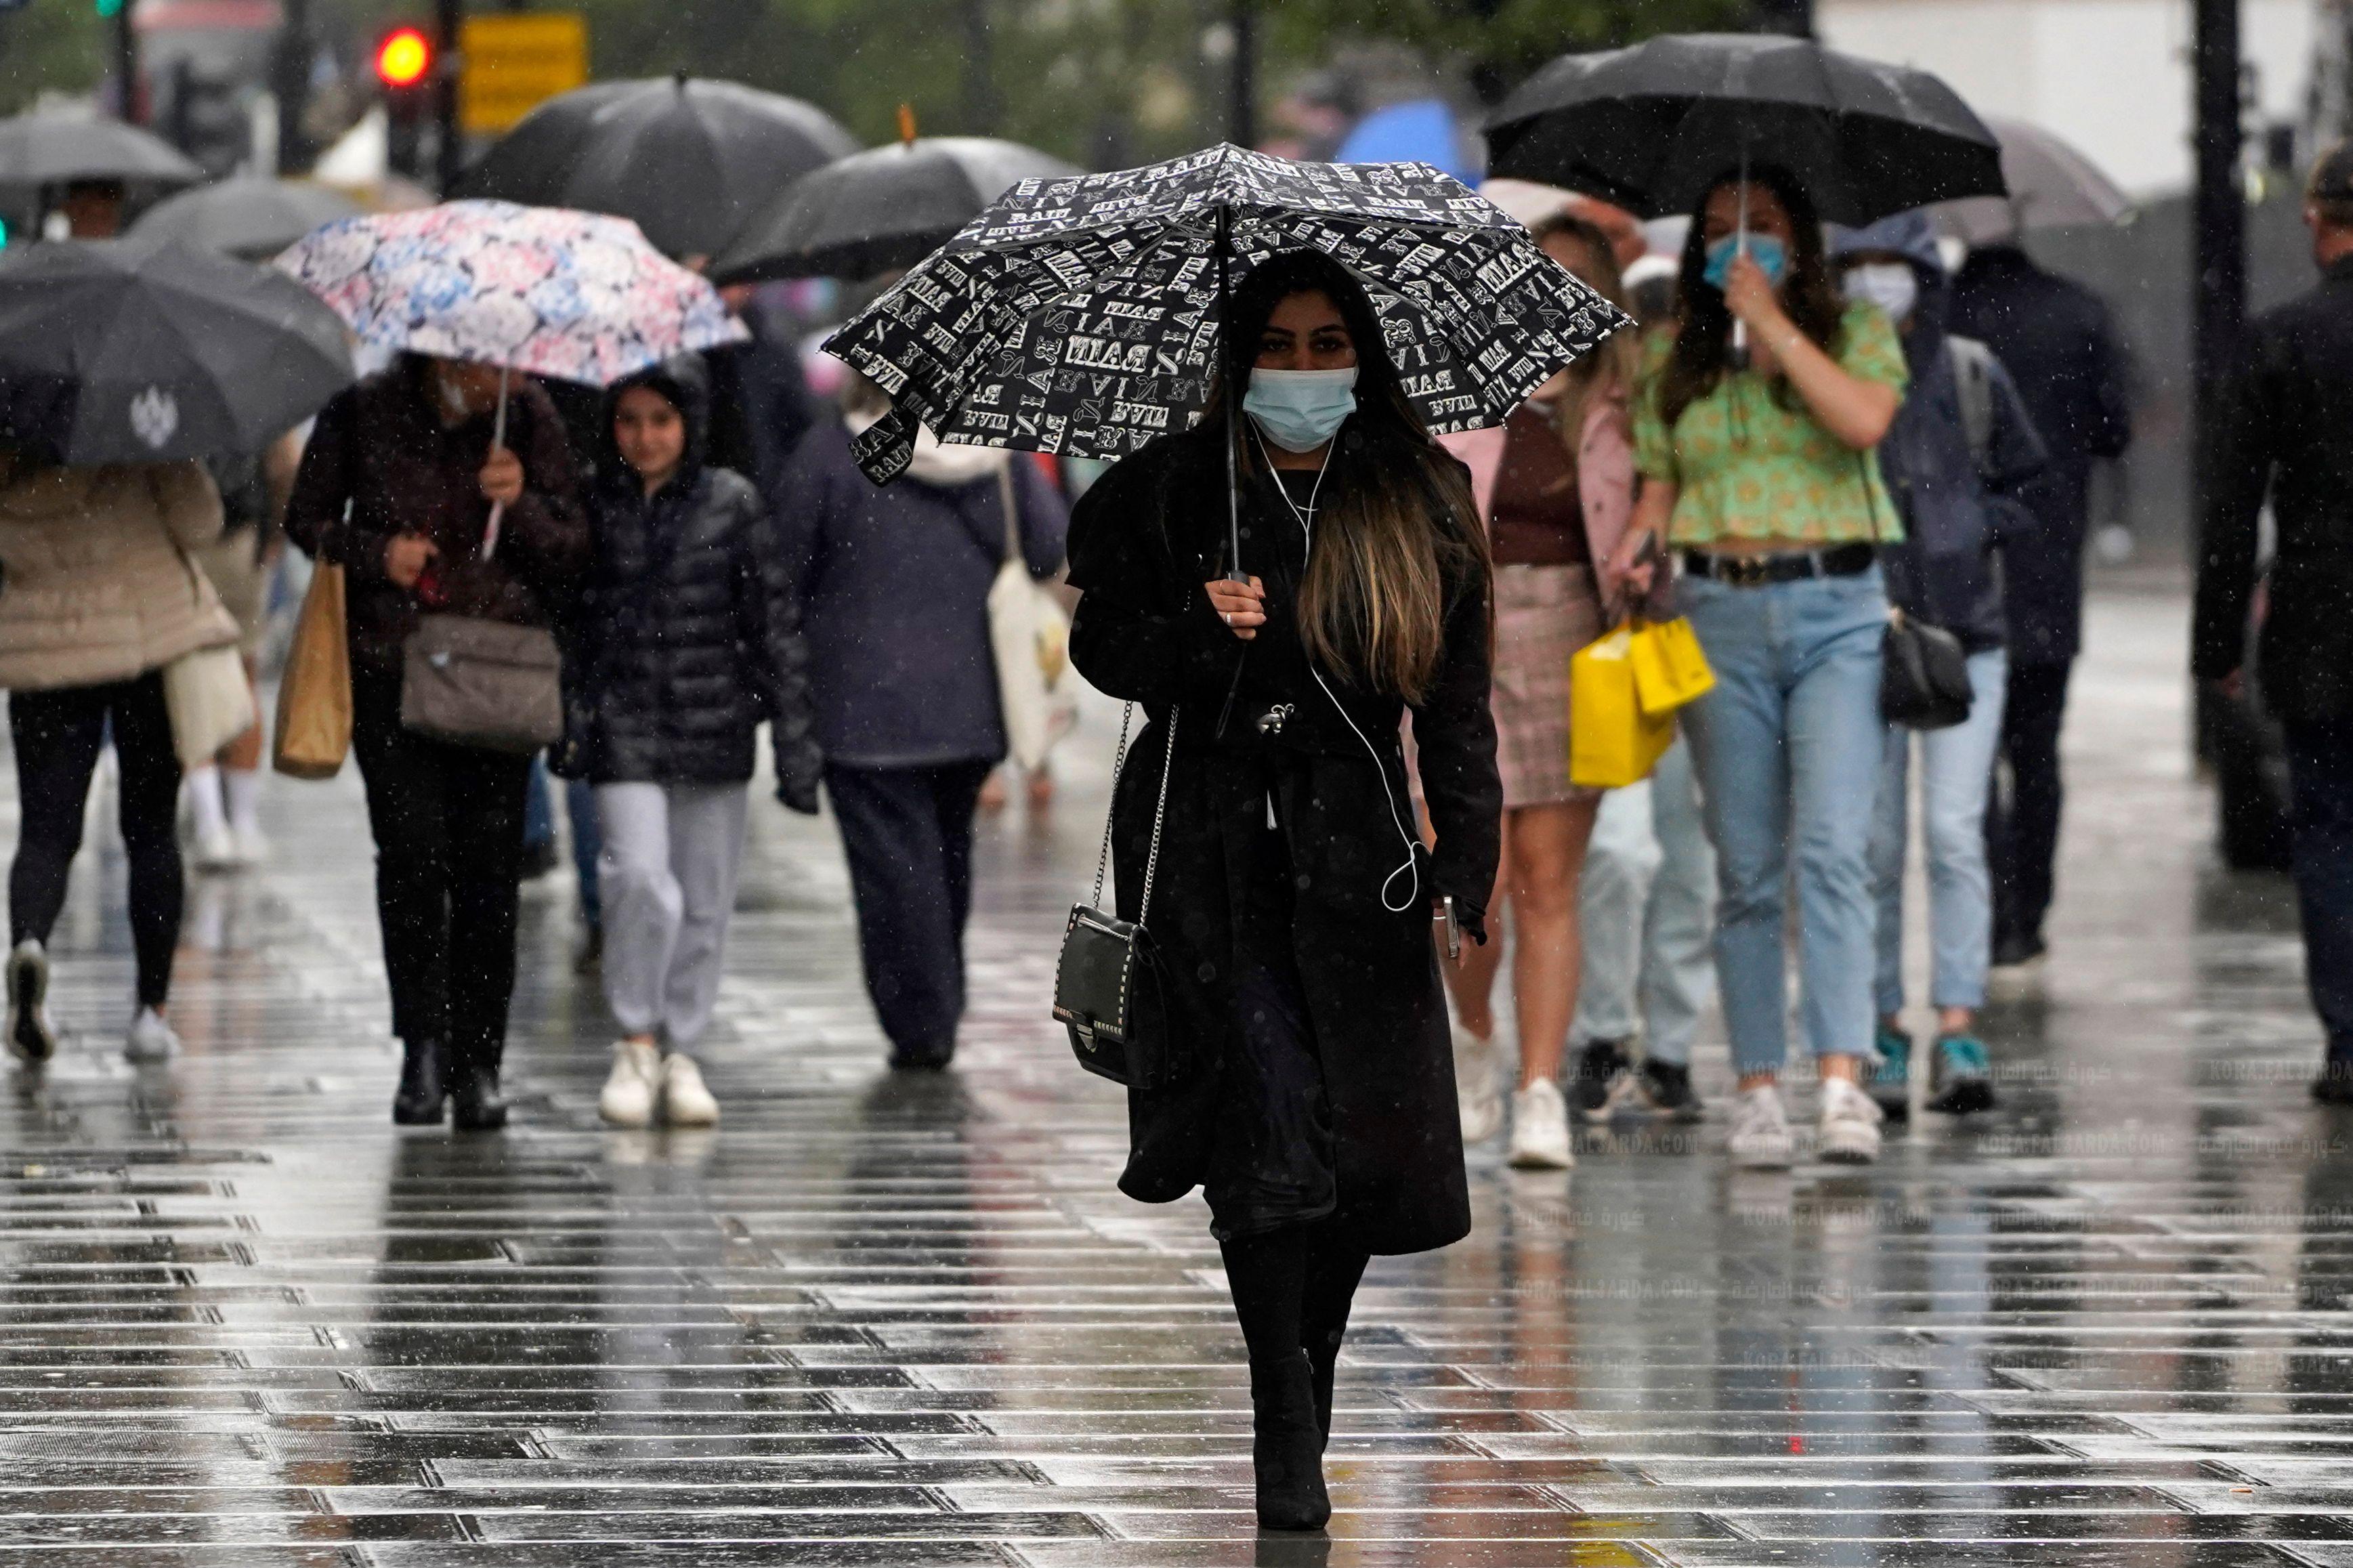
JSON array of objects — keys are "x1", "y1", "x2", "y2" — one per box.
[{"x1": 5, "y1": 584, "x2": 2352, "y2": 1567}]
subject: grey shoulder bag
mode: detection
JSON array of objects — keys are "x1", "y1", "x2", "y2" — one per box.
[{"x1": 1053, "y1": 703, "x2": 1180, "y2": 1088}]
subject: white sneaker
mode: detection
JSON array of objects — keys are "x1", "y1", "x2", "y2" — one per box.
[
  {"x1": 1508, "y1": 1078, "x2": 1574, "y2": 1169},
  {"x1": 1818, "y1": 1076, "x2": 1884, "y2": 1164},
  {"x1": 194, "y1": 823, "x2": 238, "y2": 872},
  {"x1": 1729, "y1": 1082, "x2": 1795, "y2": 1169},
  {"x1": 598, "y1": 1040, "x2": 662, "y2": 1127},
  {"x1": 661, "y1": 1053, "x2": 719, "y2": 1127},
  {"x1": 124, "y1": 1007, "x2": 179, "y2": 1063},
  {"x1": 1453, "y1": 1023, "x2": 1504, "y2": 1144},
  {"x1": 230, "y1": 824, "x2": 272, "y2": 866},
  {"x1": 5, "y1": 939, "x2": 54, "y2": 1064}
]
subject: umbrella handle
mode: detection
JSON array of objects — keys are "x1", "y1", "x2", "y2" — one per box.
[{"x1": 482, "y1": 362, "x2": 511, "y2": 561}]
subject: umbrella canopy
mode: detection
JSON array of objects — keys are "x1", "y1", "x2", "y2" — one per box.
[
  {"x1": 1932, "y1": 117, "x2": 2133, "y2": 245},
  {"x1": 824, "y1": 142, "x2": 1631, "y2": 486},
  {"x1": 0, "y1": 237, "x2": 352, "y2": 465},
  {"x1": 462, "y1": 75, "x2": 858, "y2": 260},
  {"x1": 0, "y1": 114, "x2": 203, "y2": 190},
  {"x1": 714, "y1": 136, "x2": 1082, "y2": 284},
  {"x1": 1485, "y1": 33, "x2": 2004, "y2": 226},
  {"x1": 129, "y1": 178, "x2": 364, "y2": 261},
  {"x1": 274, "y1": 199, "x2": 747, "y2": 386}
]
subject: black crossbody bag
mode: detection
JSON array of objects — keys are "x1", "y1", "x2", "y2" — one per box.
[
  {"x1": 1861, "y1": 453, "x2": 1974, "y2": 731},
  {"x1": 1052, "y1": 704, "x2": 1181, "y2": 1087}
]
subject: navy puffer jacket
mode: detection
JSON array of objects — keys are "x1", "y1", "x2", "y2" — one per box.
[{"x1": 558, "y1": 356, "x2": 820, "y2": 806}]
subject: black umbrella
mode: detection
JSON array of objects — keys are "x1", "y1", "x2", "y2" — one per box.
[
  {"x1": 0, "y1": 113, "x2": 204, "y2": 190},
  {"x1": 0, "y1": 237, "x2": 353, "y2": 465},
  {"x1": 129, "y1": 177, "x2": 364, "y2": 261},
  {"x1": 713, "y1": 135, "x2": 1082, "y2": 284},
  {"x1": 1485, "y1": 33, "x2": 2004, "y2": 226},
  {"x1": 462, "y1": 75, "x2": 859, "y2": 260},
  {"x1": 824, "y1": 144, "x2": 1630, "y2": 572}
]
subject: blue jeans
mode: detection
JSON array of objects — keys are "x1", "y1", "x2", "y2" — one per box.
[
  {"x1": 1870, "y1": 648, "x2": 2008, "y2": 1016},
  {"x1": 1680, "y1": 565, "x2": 1888, "y2": 1077},
  {"x1": 1573, "y1": 737, "x2": 1718, "y2": 1065},
  {"x1": 568, "y1": 778, "x2": 602, "y2": 929},
  {"x1": 2285, "y1": 718, "x2": 2353, "y2": 1057}
]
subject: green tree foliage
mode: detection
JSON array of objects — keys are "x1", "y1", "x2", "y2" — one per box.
[
  {"x1": 0, "y1": 1, "x2": 108, "y2": 117},
  {"x1": 1266, "y1": 0, "x2": 1756, "y2": 92}
]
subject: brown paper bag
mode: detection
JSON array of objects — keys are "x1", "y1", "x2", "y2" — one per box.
[{"x1": 272, "y1": 561, "x2": 351, "y2": 780}]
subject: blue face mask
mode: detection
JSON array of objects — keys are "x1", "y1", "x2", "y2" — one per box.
[
  {"x1": 1702, "y1": 234, "x2": 1789, "y2": 292},
  {"x1": 1243, "y1": 366, "x2": 1359, "y2": 453}
]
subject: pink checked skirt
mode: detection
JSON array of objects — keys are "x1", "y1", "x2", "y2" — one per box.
[{"x1": 1490, "y1": 564, "x2": 1605, "y2": 809}]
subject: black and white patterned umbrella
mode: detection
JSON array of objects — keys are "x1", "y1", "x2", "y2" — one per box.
[{"x1": 823, "y1": 143, "x2": 1632, "y2": 487}]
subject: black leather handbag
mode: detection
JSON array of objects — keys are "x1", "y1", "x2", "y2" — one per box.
[
  {"x1": 1881, "y1": 608, "x2": 1975, "y2": 730},
  {"x1": 1053, "y1": 705, "x2": 1179, "y2": 1087}
]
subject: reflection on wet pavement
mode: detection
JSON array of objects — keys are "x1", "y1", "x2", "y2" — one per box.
[{"x1": 3, "y1": 588, "x2": 2351, "y2": 1565}]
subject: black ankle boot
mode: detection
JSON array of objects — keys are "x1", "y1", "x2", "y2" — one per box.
[
  {"x1": 1250, "y1": 1349, "x2": 1330, "y2": 1531},
  {"x1": 449, "y1": 1053, "x2": 509, "y2": 1132},
  {"x1": 392, "y1": 1038, "x2": 446, "y2": 1124}
]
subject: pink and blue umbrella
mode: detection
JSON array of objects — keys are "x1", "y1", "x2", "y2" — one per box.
[{"x1": 273, "y1": 198, "x2": 746, "y2": 385}]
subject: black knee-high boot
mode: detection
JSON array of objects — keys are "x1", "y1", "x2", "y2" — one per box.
[
  {"x1": 1300, "y1": 1240, "x2": 1370, "y2": 1448},
  {"x1": 1249, "y1": 1347, "x2": 1331, "y2": 1531}
]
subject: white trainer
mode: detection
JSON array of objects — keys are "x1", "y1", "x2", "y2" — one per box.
[
  {"x1": 194, "y1": 823, "x2": 238, "y2": 873},
  {"x1": 1507, "y1": 1078, "x2": 1574, "y2": 1169},
  {"x1": 1728, "y1": 1082, "x2": 1795, "y2": 1170},
  {"x1": 1818, "y1": 1076, "x2": 1885, "y2": 1164},
  {"x1": 1453, "y1": 1023, "x2": 1504, "y2": 1144},
  {"x1": 598, "y1": 1040, "x2": 662, "y2": 1128},
  {"x1": 124, "y1": 1007, "x2": 179, "y2": 1063},
  {"x1": 661, "y1": 1053, "x2": 719, "y2": 1127}
]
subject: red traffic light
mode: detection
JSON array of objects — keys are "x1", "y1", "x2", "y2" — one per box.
[{"x1": 375, "y1": 27, "x2": 432, "y2": 90}]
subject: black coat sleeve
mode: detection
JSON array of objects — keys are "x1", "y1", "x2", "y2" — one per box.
[
  {"x1": 1065, "y1": 448, "x2": 1250, "y2": 707},
  {"x1": 2085, "y1": 299, "x2": 2134, "y2": 462},
  {"x1": 282, "y1": 389, "x2": 379, "y2": 580},
  {"x1": 735, "y1": 482, "x2": 822, "y2": 813},
  {"x1": 1408, "y1": 564, "x2": 1502, "y2": 939},
  {"x1": 2193, "y1": 324, "x2": 2277, "y2": 682},
  {"x1": 494, "y1": 393, "x2": 590, "y2": 597}
]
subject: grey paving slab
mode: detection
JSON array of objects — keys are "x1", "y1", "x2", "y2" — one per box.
[{"x1": 3, "y1": 587, "x2": 2352, "y2": 1565}]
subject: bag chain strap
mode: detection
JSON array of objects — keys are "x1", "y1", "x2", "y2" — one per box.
[{"x1": 1087, "y1": 702, "x2": 1181, "y2": 930}]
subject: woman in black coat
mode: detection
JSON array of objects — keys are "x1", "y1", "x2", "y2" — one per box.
[
  {"x1": 558, "y1": 356, "x2": 820, "y2": 1130},
  {"x1": 1066, "y1": 251, "x2": 1501, "y2": 1531}
]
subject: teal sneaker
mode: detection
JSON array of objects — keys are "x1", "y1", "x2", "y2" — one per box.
[
  {"x1": 1927, "y1": 1034, "x2": 1997, "y2": 1115},
  {"x1": 1869, "y1": 1023, "x2": 1912, "y2": 1120}
]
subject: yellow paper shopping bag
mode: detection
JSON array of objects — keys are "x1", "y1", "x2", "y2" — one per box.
[
  {"x1": 1628, "y1": 616, "x2": 1716, "y2": 717},
  {"x1": 1570, "y1": 627, "x2": 1676, "y2": 788}
]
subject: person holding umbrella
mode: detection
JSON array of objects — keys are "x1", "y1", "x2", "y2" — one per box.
[
  {"x1": 1065, "y1": 249, "x2": 1500, "y2": 1532},
  {"x1": 283, "y1": 355, "x2": 584, "y2": 1129},
  {"x1": 0, "y1": 237, "x2": 352, "y2": 1067},
  {"x1": 1613, "y1": 167, "x2": 1907, "y2": 1168}
]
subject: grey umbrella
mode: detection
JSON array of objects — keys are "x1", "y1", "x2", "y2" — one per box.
[
  {"x1": 713, "y1": 136, "x2": 1082, "y2": 284},
  {"x1": 129, "y1": 178, "x2": 364, "y2": 261},
  {"x1": 0, "y1": 114, "x2": 203, "y2": 189},
  {"x1": 0, "y1": 236, "x2": 353, "y2": 465},
  {"x1": 1932, "y1": 118, "x2": 2134, "y2": 245}
]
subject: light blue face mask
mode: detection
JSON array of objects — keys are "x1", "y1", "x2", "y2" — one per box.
[
  {"x1": 1243, "y1": 366, "x2": 1359, "y2": 453},
  {"x1": 1702, "y1": 234, "x2": 1788, "y2": 292}
]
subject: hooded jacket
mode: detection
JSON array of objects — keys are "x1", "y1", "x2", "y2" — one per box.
[
  {"x1": 283, "y1": 356, "x2": 588, "y2": 674},
  {"x1": 1829, "y1": 212, "x2": 2048, "y2": 654},
  {"x1": 0, "y1": 459, "x2": 239, "y2": 691},
  {"x1": 559, "y1": 356, "x2": 820, "y2": 804}
]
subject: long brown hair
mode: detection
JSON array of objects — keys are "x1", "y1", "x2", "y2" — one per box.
[
  {"x1": 1657, "y1": 166, "x2": 1846, "y2": 432},
  {"x1": 1529, "y1": 213, "x2": 1638, "y2": 446},
  {"x1": 1210, "y1": 251, "x2": 1486, "y2": 704}
]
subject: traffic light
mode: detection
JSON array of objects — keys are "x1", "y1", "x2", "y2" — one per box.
[{"x1": 375, "y1": 26, "x2": 433, "y2": 179}]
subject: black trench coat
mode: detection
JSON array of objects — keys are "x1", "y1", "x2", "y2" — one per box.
[{"x1": 1066, "y1": 424, "x2": 1501, "y2": 1257}]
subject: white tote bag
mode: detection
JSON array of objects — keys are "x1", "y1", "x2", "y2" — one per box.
[
  {"x1": 163, "y1": 643, "x2": 256, "y2": 771},
  {"x1": 986, "y1": 464, "x2": 1078, "y2": 772}
]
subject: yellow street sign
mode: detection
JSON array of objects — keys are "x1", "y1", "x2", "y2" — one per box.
[{"x1": 459, "y1": 12, "x2": 589, "y2": 136}]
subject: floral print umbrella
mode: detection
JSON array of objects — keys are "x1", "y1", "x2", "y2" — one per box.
[{"x1": 274, "y1": 199, "x2": 746, "y2": 385}]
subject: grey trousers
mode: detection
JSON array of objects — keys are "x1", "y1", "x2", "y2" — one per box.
[
  {"x1": 1571, "y1": 738, "x2": 1718, "y2": 1065},
  {"x1": 595, "y1": 782, "x2": 748, "y2": 1051}
]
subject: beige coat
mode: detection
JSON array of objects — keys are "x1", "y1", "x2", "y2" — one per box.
[{"x1": 0, "y1": 461, "x2": 238, "y2": 692}]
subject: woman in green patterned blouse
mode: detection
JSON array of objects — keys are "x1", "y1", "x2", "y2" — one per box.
[{"x1": 1609, "y1": 167, "x2": 1907, "y2": 1172}]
